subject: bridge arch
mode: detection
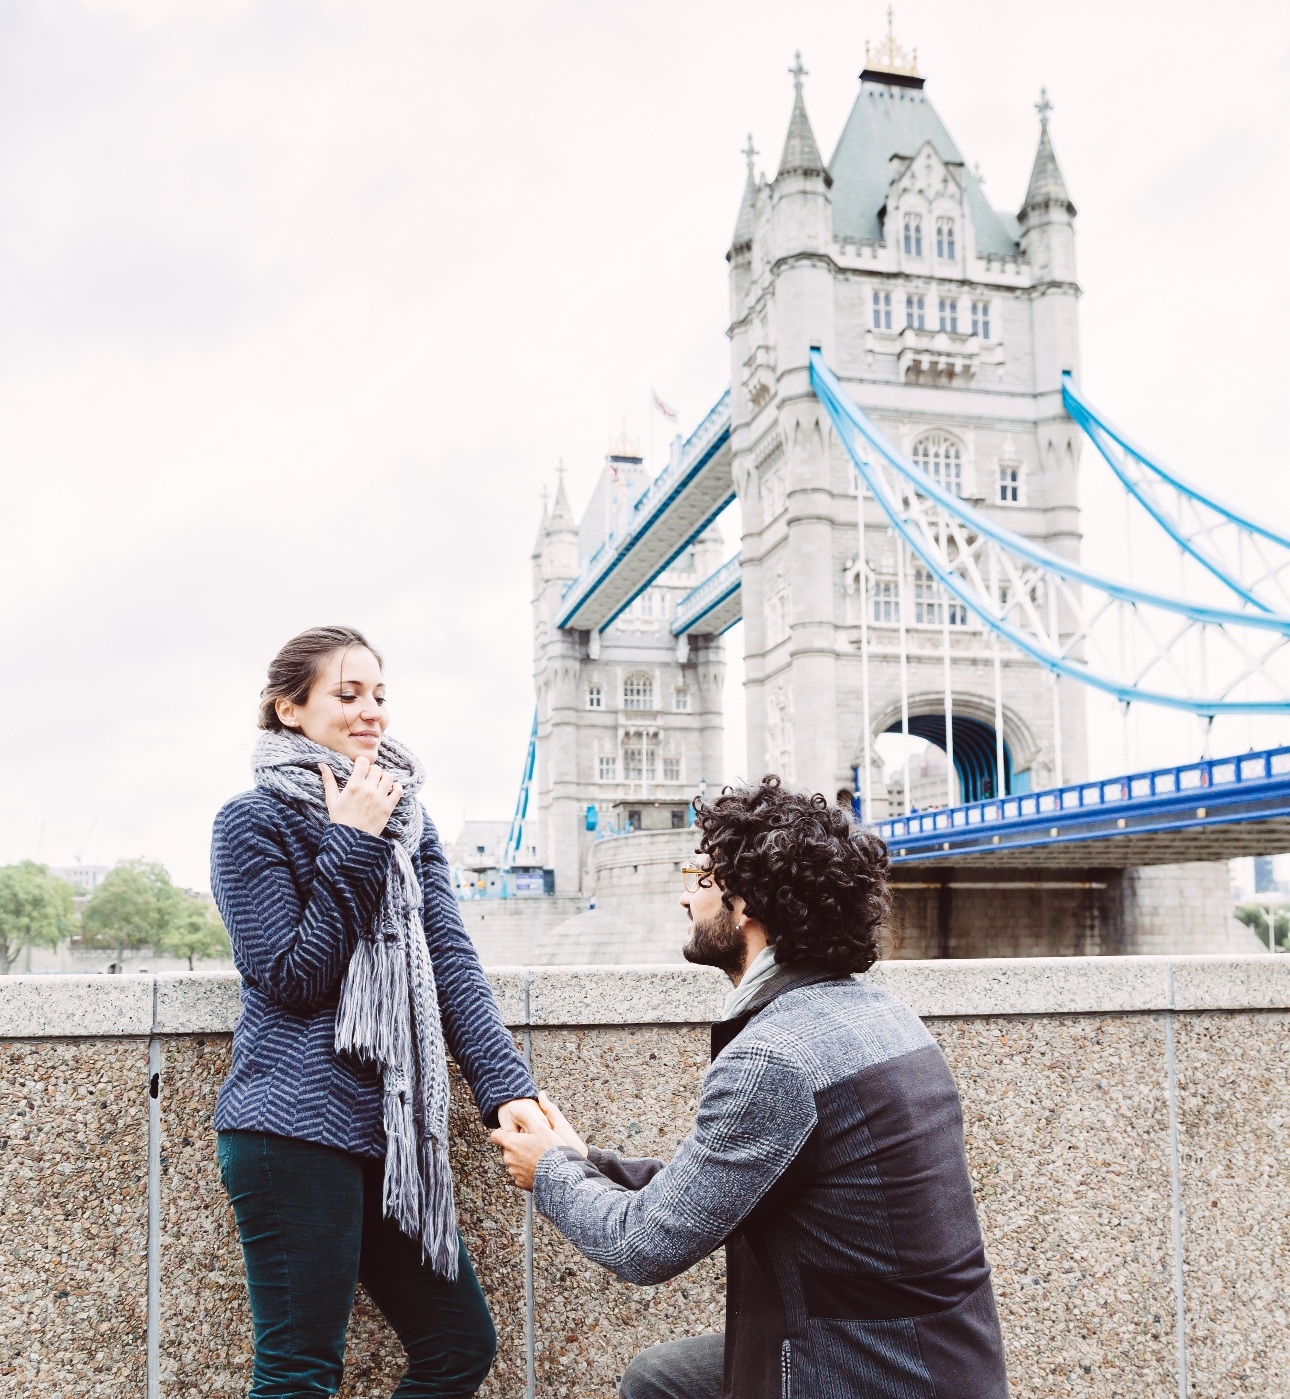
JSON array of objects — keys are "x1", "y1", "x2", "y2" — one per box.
[{"x1": 865, "y1": 693, "x2": 1039, "y2": 804}]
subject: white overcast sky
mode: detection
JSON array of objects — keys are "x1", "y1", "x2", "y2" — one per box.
[{"x1": 2, "y1": 1, "x2": 1287, "y2": 890}]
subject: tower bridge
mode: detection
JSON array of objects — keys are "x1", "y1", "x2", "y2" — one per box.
[{"x1": 517, "y1": 24, "x2": 1290, "y2": 957}]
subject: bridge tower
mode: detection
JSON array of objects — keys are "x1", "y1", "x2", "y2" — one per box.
[
  {"x1": 531, "y1": 445, "x2": 726, "y2": 895},
  {"x1": 729, "y1": 34, "x2": 1087, "y2": 812}
]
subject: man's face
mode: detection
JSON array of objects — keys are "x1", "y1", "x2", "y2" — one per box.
[{"x1": 680, "y1": 857, "x2": 747, "y2": 975}]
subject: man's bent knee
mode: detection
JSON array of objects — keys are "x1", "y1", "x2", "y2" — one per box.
[{"x1": 619, "y1": 1335, "x2": 725, "y2": 1399}]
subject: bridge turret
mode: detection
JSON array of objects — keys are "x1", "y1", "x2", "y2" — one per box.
[
  {"x1": 769, "y1": 52, "x2": 836, "y2": 376},
  {"x1": 1019, "y1": 90, "x2": 1077, "y2": 288}
]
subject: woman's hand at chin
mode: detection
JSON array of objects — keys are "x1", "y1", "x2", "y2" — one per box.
[{"x1": 319, "y1": 756, "x2": 402, "y2": 837}]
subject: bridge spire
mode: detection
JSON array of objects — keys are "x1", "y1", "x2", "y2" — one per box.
[
  {"x1": 548, "y1": 460, "x2": 575, "y2": 531},
  {"x1": 729, "y1": 133, "x2": 759, "y2": 258},
  {"x1": 776, "y1": 51, "x2": 831, "y2": 186},
  {"x1": 1020, "y1": 87, "x2": 1075, "y2": 218}
]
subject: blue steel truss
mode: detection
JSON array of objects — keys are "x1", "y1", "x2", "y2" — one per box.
[
  {"x1": 1063, "y1": 374, "x2": 1290, "y2": 616},
  {"x1": 502, "y1": 708, "x2": 538, "y2": 869},
  {"x1": 880, "y1": 743, "x2": 1290, "y2": 866},
  {"x1": 810, "y1": 350, "x2": 1290, "y2": 716}
]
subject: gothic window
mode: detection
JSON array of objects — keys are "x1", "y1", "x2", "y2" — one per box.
[
  {"x1": 872, "y1": 579, "x2": 899, "y2": 623},
  {"x1": 914, "y1": 568, "x2": 969, "y2": 626},
  {"x1": 903, "y1": 214, "x2": 923, "y2": 257},
  {"x1": 640, "y1": 590, "x2": 655, "y2": 618},
  {"x1": 912, "y1": 433, "x2": 964, "y2": 496},
  {"x1": 871, "y1": 290, "x2": 892, "y2": 330},
  {"x1": 905, "y1": 294, "x2": 925, "y2": 330},
  {"x1": 598, "y1": 754, "x2": 617, "y2": 781},
  {"x1": 586, "y1": 684, "x2": 602, "y2": 709},
  {"x1": 999, "y1": 464, "x2": 1021, "y2": 504},
  {"x1": 673, "y1": 686, "x2": 690, "y2": 712},
  {"x1": 936, "y1": 218, "x2": 956, "y2": 259},
  {"x1": 971, "y1": 301, "x2": 991, "y2": 339},
  {"x1": 663, "y1": 756, "x2": 681, "y2": 782},
  {"x1": 623, "y1": 672, "x2": 654, "y2": 710},
  {"x1": 622, "y1": 743, "x2": 643, "y2": 781},
  {"x1": 938, "y1": 299, "x2": 959, "y2": 333}
]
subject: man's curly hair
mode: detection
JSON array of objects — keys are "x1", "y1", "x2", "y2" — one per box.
[{"x1": 693, "y1": 776, "x2": 889, "y2": 975}]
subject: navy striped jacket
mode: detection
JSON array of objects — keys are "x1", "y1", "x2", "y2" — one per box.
[{"x1": 210, "y1": 790, "x2": 536, "y2": 1157}]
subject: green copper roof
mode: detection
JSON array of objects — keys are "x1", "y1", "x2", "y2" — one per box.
[{"x1": 828, "y1": 79, "x2": 1020, "y2": 256}]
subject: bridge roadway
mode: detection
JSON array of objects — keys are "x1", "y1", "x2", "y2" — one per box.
[
  {"x1": 557, "y1": 391, "x2": 733, "y2": 633},
  {"x1": 878, "y1": 745, "x2": 1290, "y2": 869},
  {"x1": 672, "y1": 552, "x2": 742, "y2": 637}
]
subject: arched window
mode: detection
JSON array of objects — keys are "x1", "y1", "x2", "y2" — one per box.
[
  {"x1": 623, "y1": 672, "x2": 654, "y2": 710},
  {"x1": 999, "y1": 464, "x2": 1021, "y2": 504},
  {"x1": 905, "y1": 294, "x2": 925, "y2": 330},
  {"x1": 586, "y1": 684, "x2": 602, "y2": 710},
  {"x1": 971, "y1": 301, "x2": 991, "y2": 339},
  {"x1": 871, "y1": 290, "x2": 892, "y2": 329},
  {"x1": 912, "y1": 433, "x2": 964, "y2": 496},
  {"x1": 936, "y1": 217, "x2": 956, "y2": 259},
  {"x1": 673, "y1": 686, "x2": 690, "y2": 712},
  {"x1": 903, "y1": 213, "x2": 923, "y2": 257}
]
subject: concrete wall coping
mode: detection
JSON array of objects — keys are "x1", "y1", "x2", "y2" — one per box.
[{"x1": 0, "y1": 955, "x2": 1288, "y2": 1037}]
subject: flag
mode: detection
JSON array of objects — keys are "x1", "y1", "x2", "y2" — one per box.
[{"x1": 652, "y1": 390, "x2": 678, "y2": 421}]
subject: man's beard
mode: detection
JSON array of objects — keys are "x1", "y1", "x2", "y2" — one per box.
[{"x1": 683, "y1": 902, "x2": 747, "y2": 975}]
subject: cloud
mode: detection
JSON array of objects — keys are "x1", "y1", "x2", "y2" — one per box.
[{"x1": 1, "y1": 0, "x2": 1287, "y2": 886}]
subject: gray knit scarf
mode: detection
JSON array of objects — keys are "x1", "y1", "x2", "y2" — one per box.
[{"x1": 252, "y1": 729, "x2": 458, "y2": 1279}]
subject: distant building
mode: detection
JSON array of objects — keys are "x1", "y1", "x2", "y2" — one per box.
[
  {"x1": 50, "y1": 864, "x2": 110, "y2": 894},
  {"x1": 443, "y1": 820, "x2": 510, "y2": 870}
]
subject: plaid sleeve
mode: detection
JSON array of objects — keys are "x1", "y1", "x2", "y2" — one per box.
[{"x1": 533, "y1": 1040, "x2": 817, "y2": 1285}]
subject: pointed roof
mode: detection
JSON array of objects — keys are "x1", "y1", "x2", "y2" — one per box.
[
  {"x1": 777, "y1": 52, "x2": 832, "y2": 186},
  {"x1": 828, "y1": 75, "x2": 1020, "y2": 255},
  {"x1": 547, "y1": 473, "x2": 575, "y2": 532},
  {"x1": 1020, "y1": 91, "x2": 1075, "y2": 218},
  {"x1": 729, "y1": 134, "x2": 758, "y2": 255}
]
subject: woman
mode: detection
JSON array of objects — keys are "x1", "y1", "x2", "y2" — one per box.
[{"x1": 211, "y1": 625, "x2": 539, "y2": 1398}]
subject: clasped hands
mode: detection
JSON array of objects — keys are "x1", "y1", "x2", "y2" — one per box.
[{"x1": 493, "y1": 1092, "x2": 586, "y2": 1191}]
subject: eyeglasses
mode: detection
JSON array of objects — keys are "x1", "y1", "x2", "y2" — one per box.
[{"x1": 681, "y1": 865, "x2": 714, "y2": 893}]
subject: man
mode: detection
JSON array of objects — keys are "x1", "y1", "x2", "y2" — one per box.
[{"x1": 494, "y1": 777, "x2": 1009, "y2": 1398}]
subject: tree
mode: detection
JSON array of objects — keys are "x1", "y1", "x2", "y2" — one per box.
[
  {"x1": 0, "y1": 862, "x2": 77, "y2": 974},
  {"x1": 159, "y1": 893, "x2": 232, "y2": 970},
  {"x1": 80, "y1": 859, "x2": 176, "y2": 971},
  {"x1": 1235, "y1": 904, "x2": 1290, "y2": 951}
]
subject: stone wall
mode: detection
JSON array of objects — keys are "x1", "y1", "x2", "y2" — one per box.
[
  {"x1": 2, "y1": 958, "x2": 1288, "y2": 1397},
  {"x1": 583, "y1": 830, "x2": 1251, "y2": 959}
]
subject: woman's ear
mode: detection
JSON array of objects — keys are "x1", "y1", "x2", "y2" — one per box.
[{"x1": 275, "y1": 696, "x2": 300, "y2": 729}]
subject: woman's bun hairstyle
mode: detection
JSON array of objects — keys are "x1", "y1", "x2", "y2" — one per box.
[{"x1": 258, "y1": 626, "x2": 383, "y2": 731}]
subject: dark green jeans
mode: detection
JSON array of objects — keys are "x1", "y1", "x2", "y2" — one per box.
[{"x1": 217, "y1": 1131, "x2": 496, "y2": 1398}]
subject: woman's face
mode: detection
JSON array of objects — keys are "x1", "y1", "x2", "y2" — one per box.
[{"x1": 275, "y1": 646, "x2": 388, "y2": 761}]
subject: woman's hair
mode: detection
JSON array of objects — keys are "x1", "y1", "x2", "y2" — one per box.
[
  {"x1": 258, "y1": 626, "x2": 383, "y2": 732},
  {"x1": 694, "y1": 775, "x2": 889, "y2": 975}
]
